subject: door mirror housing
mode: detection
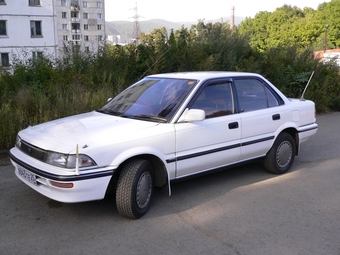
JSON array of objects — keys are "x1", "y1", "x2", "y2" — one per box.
[{"x1": 178, "y1": 109, "x2": 205, "y2": 123}]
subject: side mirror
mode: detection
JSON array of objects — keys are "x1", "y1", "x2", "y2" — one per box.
[{"x1": 178, "y1": 109, "x2": 205, "y2": 123}]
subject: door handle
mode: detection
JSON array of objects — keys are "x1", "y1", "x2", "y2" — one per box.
[
  {"x1": 272, "y1": 114, "x2": 280, "y2": 121},
  {"x1": 229, "y1": 122, "x2": 239, "y2": 129}
]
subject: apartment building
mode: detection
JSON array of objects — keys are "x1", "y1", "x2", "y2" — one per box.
[
  {"x1": 0, "y1": 0, "x2": 58, "y2": 68},
  {"x1": 0, "y1": 0, "x2": 105, "y2": 69},
  {"x1": 56, "y1": 0, "x2": 105, "y2": 55}
]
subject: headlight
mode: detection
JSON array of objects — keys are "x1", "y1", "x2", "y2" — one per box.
[
  {"x1": 45, "y1": 151, "x2": 97, "y2": 169},
  {"x1": 15, "y1": 135, "x2": 22, "y2": 148}
]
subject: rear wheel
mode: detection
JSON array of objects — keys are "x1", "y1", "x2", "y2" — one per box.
[
  {"x1": 263, "y1": 132, "x2": 296, "y2": 174},
  {"x1": 116, "y1": 159, "x2": 153, "y2": 219}
]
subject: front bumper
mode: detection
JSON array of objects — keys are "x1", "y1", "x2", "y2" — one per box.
[{"x1": 10, "y1": 148, "x2": 114, "y2": 203}]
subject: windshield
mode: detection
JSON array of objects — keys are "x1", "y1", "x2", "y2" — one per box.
[{"x1": 98, "y1": 78, "x2": 198, "y2": 122}]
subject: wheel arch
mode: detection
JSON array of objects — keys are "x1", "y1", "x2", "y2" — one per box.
[
  {"x1": 279, "y1": 127, "x2": 299, "y2": 155},
  {"x1": 106, "y1": 154, "x2": 169, "y2": 194}
]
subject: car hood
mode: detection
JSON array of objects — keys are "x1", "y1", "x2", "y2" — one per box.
[{"x1": 18, "y1": 111, "x2": 160, "y2": 153}]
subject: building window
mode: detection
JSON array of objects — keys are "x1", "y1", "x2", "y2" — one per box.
[
  {"x1": 72, "y1": 34, "x2": 80, "y2": 40},
  {"x1": 72, "y1": 23, "x2": 80, "y2": 30},
  {"x1": 83, "y1": 13, "x2": 88, "y2": 19},
  {"x1": 84, "y1": 24, "x2": 88, "y2": 30},
  {"x1": 61, "y1": 0, "x2": 66, "y2": 6},
  {"x1": 85, "y1": 46, "x2": 89, "y2": 53},
  {"x1": 83, "y1": 1, "x2": 87, "y2": 7},
  {"x1": 71, "y1": 12, "x2": 78, "y2": 18},
  {"x1": 84, "y1": 35, "x2": 89, "y2": 41},
  {"x1": 96, "y1": 13, "x2": 102, "y2": 19},
  {"x1": 62, "y1": 12, "x2": 67, "y2": 18},
  {"x1": 0, "y1": 0, "x2": 6, "y2": 5},
  {"x1": 96, "y1": 35, "x2": 103, "y2": 41},
  {"x1": 30, "y1": 21, "x2": 42, "y2": 37},
  {"x1": 97, "y1": 24, "x2": 101, "y2": 30},
  {"x1": 0, "y1": 20, "x2": 7, "y2": 35},
  {"x1": 29, "y1": 0, "x2": 40, "y2": 6},
  {"x1": 1, "y1": 53, "x2": 9, "y2": 67},
  {"x1": 32, "y1": 51, "x2": 43, "y2": 60},
  {"x1": 96, "y1": 2, "x2": 101, "y2": 8},
  {"x1": 63, "y1": 35, "x2": 68, "y2": 41},
  {"x1": 62, "y1": 24, "x2": 68, "y2": 30},
  {"x1": 71, "y1": 0, "x2": 79, "y2": 7}
]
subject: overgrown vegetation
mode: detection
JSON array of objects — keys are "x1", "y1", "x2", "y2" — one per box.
[{"x1": 1, "y1": 1, "x2": 340, "y2": 150}]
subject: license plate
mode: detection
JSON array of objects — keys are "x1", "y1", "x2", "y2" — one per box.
[{"x1": 17, "y1": 166, "x2": 37, "y2": 186}]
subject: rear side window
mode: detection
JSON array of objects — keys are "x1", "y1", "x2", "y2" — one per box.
[{"x1": 234, "y1": 79, "x2": 279, "y2": 112}]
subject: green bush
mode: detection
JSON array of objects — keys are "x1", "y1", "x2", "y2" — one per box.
[{"x1": 1, "y1": 22, "x2": 339, "y2": 150}]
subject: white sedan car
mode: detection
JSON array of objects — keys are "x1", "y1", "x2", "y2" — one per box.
[{"x1": 10, "y1": 72, "x2": 318, "y2": 219}]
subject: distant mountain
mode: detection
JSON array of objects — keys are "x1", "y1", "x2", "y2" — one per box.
[{"x1": 105, "y1": 17, "x2": 245, "y2": 44}]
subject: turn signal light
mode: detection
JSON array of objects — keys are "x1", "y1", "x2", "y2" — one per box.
[{"x1": 50, "y1": 181, "x2": 74, "y2": 189}]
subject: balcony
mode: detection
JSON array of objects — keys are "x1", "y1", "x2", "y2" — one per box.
[{"x1": 71, "y1": 5, "x2": 80, "y2": 11}]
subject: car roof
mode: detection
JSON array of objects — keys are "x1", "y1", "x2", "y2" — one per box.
[{"x1": 145, "y1": 71, "x2": 262, "y2": 80}]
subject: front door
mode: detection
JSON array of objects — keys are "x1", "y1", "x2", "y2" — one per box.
[{"x1": 174, "y1": 80, "x2": 241, "y2": 178}]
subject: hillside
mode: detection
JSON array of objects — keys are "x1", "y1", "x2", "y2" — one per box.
[{"x1": 106, "y1": 17, "x2": 245, "y2": 44}]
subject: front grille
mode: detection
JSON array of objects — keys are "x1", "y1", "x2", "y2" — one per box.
[{"x1": 20, "y1": 140, "x2": 46, "y2": 161}]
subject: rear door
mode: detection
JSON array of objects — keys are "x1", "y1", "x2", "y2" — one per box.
[
  {"x1": 174, "y1": 79, "x2": 241, "y2": 178},
  {"x1": 233, "y1": 77, "x2": 285, "y2": 160}
]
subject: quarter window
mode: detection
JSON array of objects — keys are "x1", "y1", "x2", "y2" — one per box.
[
  {"x1": 0, "y1": 20, "x2": 6, "y2": 35},
  {"x1": 234, "y1": 79, "x2": 279, "y2": 112},
  {"x1": 191, "y1": 82, "x2": 234, "y2": 118},
  {"x1": 30, "y1": 21, "x2": 42, "y2": 37}
]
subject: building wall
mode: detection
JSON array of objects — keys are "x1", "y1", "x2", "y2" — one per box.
[
  {"x1": 0, "y1": 0, "x2": 106, "y2": 68},
  {"x1": 0, "y1": 0, "x2": 58, "y2": 67}
]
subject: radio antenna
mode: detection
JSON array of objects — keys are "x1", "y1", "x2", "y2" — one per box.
[{"x1": 300, "y1": 71, "x2": 314, "y2": 101}]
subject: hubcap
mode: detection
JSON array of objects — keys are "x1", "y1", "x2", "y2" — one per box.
[
  {"x1": 136, "y1": 171, "x2": 152, "y2": 209},
  {"x1": 276, "y1": 141, "x2": 292, "y2": 168}
]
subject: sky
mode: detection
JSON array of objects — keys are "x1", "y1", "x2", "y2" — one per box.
[{"x1": 104, "y1": 0, "x2": 330, "y2": 22}]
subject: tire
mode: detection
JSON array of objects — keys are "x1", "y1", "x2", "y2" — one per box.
[
  {"x1": 263, "y1": 132, "x2": 296, "y2": 174},
  {"x1": 116, "y1": 159, "x2": 153, "y2": 219}
]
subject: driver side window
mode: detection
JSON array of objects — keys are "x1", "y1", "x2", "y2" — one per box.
[{"x1": 191, "y1": 82, "x2": 234, "y2": 118}]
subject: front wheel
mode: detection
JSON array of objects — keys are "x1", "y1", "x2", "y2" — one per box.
[
  {"x1": 263, "y1": 132, "x2": 296, "y2": 174},
  {"x1": 116, "y1": 159, "x2": 154, "y2": 219}
]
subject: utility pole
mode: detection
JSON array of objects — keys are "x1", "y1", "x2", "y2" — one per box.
[{"x1": 324, "y1": 24, "x2": 329, "y2": 51}]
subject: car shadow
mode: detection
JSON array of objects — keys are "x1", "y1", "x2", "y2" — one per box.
[{"x1": 146, "y1": 161, "x2": 287, "y2": 219}]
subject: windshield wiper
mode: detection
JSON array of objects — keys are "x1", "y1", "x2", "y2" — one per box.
[
  {"x1": 96, "y1": 109, "x2": 121, "y2": 116},
  {"x1": 122, "y1": 114, "x2": 167, "y2": 123}
]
